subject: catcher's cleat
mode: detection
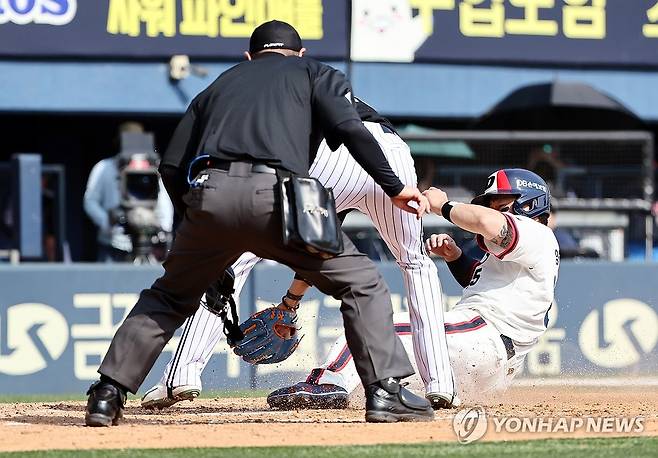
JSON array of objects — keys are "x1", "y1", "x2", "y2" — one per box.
[
  {"x1": 267, "y1": 382, "x2": 349, "y2": 410},
  {"x1": 365, "y1": 378, "x2": 434, "y2": 423},
  {"x1": 85, "y1": 381, "x2": 126, "y2": 427},
  {"x1": 426, "y1": 392, "x2": 461, "y2": 410},
  {"x1": 140, "y1": 384, "x2": 201, "y2": 410}
]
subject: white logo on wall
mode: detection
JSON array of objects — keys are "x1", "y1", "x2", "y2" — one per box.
[
  {"x1": 0, "y1": 303, "x2": 69, "y2": 375},
  {"x1": 579, "y1": 299, "x2": 658, "y2": 368},
  {"x1": 453, "y1": 406, "x2": 488, "y2": 444},
  {"x1": 351, "y1": 0, "x2": 433, "y2": 62},
  {"x1": 0, "y1": 0, "x2": 77, "y2": 26}
]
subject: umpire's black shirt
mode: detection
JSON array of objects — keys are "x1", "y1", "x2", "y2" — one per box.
[{"x1": 162, "y1": 54, "x2": 404, "y2": 214}]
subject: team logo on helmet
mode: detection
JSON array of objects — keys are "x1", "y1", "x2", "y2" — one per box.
[{"x1": 515, "y1": 178, "x2": 547, "y2": 193}]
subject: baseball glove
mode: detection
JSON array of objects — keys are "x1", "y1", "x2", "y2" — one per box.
[{"x1": 229, "y1": 306, "x2": 301, "y2": 364}]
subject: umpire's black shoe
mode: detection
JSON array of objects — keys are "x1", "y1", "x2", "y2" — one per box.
[
  {"x1": 85, "y1": 381, "x2": 126, "y2": 427},
  {"x1": 365, "y1": 378, "x2": 434, "y2": 423}
]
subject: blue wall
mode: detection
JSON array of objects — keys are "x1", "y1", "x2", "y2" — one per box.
[
  {"x1": 1, "y1": 60, "x2": 658, "y2": 120},
  {"x1": 353, "y1": 63, "x2": 658, "y2": 120},
  {"x1": 0, "y1": 261, "x2": 656, "y2": 395}
]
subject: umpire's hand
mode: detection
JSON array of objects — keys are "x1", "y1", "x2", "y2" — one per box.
[{"x1": 391, "y1": 186, "x2": 430, "y2": 219}]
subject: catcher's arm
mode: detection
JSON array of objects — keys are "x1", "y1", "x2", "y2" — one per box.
[
  {"x1": 279, "y1": 277, "x2": 312, "y2": 310},
  {"x1": 229, "y1": 276, "x2": 311, "y2": 365}
]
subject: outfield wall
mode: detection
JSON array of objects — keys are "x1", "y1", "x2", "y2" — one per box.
[{"x1": 0, "y1": 262, "x2": 656, "y2": 394}]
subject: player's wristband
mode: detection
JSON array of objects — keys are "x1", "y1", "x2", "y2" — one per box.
[
  {"x1": 441, "y1": 201, "x2": 458, "y2": 223},
  {"x1": 285, "y1": 290, "x2": 304, "y2": 302},
  {"x1": 281, "y1": 291, "x2": 303, "y2": 311}
]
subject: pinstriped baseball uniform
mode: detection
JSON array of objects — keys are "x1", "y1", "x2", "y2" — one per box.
[{"x1": 159, "y1": 113, "x2": 455, "y2": 397}]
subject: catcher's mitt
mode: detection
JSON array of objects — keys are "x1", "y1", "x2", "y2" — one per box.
[
  {"x1": 229, "y1": 307, "x2": 301, "y2": 364},
  {"x1": 201, "y1": 268, "x2": 244, "y2": 343}
]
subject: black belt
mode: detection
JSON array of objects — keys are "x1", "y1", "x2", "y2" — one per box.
[
  {"x1": 206, "y1": 158, "x2": 277, "y2": 175},
  {"x1": 500, "y1": 334, "x2": 516, "y2": 360}
]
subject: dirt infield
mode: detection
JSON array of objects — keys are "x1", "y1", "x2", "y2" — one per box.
[{"x1": 1, "y1": 385, "x2": 657, "y2": 452}]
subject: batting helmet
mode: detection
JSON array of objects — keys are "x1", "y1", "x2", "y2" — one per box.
[{"x1": 471, "y1": 168, "x2": 551, "y2": 219}]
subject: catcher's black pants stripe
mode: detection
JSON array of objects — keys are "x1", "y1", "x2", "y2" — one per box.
[{"x1": 99, "y1": 165, "x2": 414, "y2": 393}]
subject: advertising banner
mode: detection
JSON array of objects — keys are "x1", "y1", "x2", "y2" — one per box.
[
  {"x1": 4, "y1": 1, "x2": 658, "y2": 66},
  {"x1": 0, "y1": 262, "x2": 656, "y2": 394},
  {"x1": 351, "y1": 0, "x2": 658, "y2": 66},
  {"x1": 0, "y1": 0, "x2": 347, "y2": 58}
]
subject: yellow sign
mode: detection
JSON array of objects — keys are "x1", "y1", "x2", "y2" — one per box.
[{"x1": 107, "y1": 0, "x2": 323, "y2": 39}]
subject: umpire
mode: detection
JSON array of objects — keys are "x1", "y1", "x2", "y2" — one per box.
[{"x1": 85, "y1": 20, "x2": 434, "y2": 425}]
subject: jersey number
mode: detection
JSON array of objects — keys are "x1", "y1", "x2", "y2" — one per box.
[{"x1": 469, "y1": 267, "x2": 482, "y2": 286}]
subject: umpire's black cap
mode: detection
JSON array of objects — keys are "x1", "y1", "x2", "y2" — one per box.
[{"x1": 249, "y1": 20, "x2": 303, "y2": 54}]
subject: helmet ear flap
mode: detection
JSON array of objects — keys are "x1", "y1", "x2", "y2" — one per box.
[{"x1": 512, "y1": 194, "x2": 549, "y2": 219}]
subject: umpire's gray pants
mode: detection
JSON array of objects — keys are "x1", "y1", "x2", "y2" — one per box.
[{"x1": 99, "y1": 164, "x2": 414, "y2": 393}]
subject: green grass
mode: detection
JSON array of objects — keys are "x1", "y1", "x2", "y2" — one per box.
[
  {"x1": 0, "y1": 389, "x2": 269, "y2": 403},
  {"x1": 0, "y1": 394, "x2": 86, "y2": 403},
  {"x1": 1, "y1": 437, "x2": 656, "y2": 458}
]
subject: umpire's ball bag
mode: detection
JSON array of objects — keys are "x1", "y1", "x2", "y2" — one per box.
[{"x1": 277, "y1": 172, "x2": 343, "y2": 259}]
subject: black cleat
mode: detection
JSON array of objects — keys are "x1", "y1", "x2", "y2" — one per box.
[
  {"x1": 85, "y1": 381, "x2": 126, "y2": 427},
  {"x1": 267, "y1": 382, "x2": 349, "y2": 410},
  {"x1": 365, "y1": 378, "x2": 434, "y2": 423}
]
